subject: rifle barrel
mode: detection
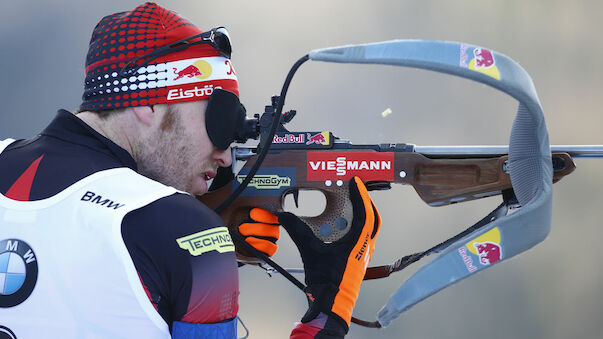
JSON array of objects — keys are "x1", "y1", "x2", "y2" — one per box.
[
  {"x1": 233, "y1": 145, "x2": 603, "y2": 161},
  {"x1": 414, "y1": 145, "x2": 603, "y2": 158}
]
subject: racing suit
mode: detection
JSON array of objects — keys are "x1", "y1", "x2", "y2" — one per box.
[{"x1": 0, "y1": 110, "x2": 346, "y2": 338}]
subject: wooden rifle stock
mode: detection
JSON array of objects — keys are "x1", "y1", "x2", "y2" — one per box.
[{"x1": 399, "y1": 152, "x2": 574, "y2": 206}]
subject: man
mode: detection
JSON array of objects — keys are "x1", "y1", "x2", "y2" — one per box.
[{"x1": 0, "y1": 3, "x2": 380, "y2": 338}]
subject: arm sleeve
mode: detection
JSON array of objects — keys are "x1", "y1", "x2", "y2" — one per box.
[{"x1": 121, "y1": 193, "x2": 239, "y2": 331}]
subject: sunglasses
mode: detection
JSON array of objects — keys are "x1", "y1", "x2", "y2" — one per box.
[
  {"x1": 206, "y1": 89, "x2": 259, "y2": 150},
  {"x1": 120, "y1": 27, "x2": 232, "y2": 76}
]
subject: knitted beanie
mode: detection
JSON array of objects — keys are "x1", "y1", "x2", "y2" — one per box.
[{"x1": 81, "y1": 2, "x2": 238, "y2": 111}]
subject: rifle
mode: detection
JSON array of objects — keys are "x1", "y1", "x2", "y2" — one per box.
[
  {"x1": 199, "y1": 40, "x2": 603, "y2": 328},
  {"x1": 202, "y1": 140, "x2": 586, "y2": 246}
]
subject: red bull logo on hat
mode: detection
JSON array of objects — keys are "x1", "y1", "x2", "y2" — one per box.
[
  {"x1": 164, "y1": 57, "x2": 238, "y2": 102},
  {"x1": 173, "y1": 65, "x2": 202, "y2": 80},
  {"x1": 460, "y1": 44, "x2": 501, "y2": 80},
  {"x1": 172, "y1": 60, "x2": 213, "y2": 81}
]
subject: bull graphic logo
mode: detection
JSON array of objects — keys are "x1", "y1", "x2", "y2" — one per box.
[
  {"x1": 473, "y1": 48, "x2": 495, "y2": 69},
  {"x1": 473, "y1": 241, "x2": 502, "y2": 265},
  {"x1": 306, "y1": 132, "x2": 327, "y2": 145},
  {"x1": 172, "y1": 60, "x2": 213, "y2": 81},
  {"x1": 173, "y1": 65, "x2": 202, "y2": 80}
]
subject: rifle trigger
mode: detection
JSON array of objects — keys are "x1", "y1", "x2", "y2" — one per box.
[
  {"x1": 292, "y1": 189, "x2": 300, "y2": 208},
  {"x1": 365, "y1": 181, "x2": 392, "y2": 191}
]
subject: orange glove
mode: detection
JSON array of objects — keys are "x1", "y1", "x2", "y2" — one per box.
[
  {"x1": 238, "y1": 208, "x2": 281, "y2": 257},
  {"x1": 278, "y1": 177, "x2": 381, "y2": 328}
]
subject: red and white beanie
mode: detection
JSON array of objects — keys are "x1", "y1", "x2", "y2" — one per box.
[{"x1": 80, "y1": 2, "x2": 238, "y2": 111}]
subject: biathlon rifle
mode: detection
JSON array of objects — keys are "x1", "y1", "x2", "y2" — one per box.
[{"x1": 199, "y1": 40, "x2": 603, "y2": 328}]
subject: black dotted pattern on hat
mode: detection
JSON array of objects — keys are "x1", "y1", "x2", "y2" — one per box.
[{"x1": 81, "y1": 2, "x2": 203, "y2": 111}]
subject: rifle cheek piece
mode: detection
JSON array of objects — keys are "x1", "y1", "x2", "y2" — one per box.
[{"x1": 205, "y1": 89, "x2": 259, "y2": 150}]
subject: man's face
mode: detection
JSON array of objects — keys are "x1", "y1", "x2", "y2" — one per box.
[{"x1": 135, "y1": 101, "x2": 232, "y2": 196}]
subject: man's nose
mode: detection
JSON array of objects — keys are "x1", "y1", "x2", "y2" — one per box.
[{"x1": 213, "y1": 147, "x2": 232, "y2": 167}]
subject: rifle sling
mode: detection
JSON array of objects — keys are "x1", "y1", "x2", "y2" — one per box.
[{"x1": 364, "y1": 202, "x2": 509, "y2": 280}]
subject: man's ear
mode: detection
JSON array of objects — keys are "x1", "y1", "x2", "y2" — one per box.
[{"x1": 132, "y1": 106, "x2": 155, "y2": 127}]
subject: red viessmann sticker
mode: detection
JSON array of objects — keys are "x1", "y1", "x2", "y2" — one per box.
[{"x1": 307, "y1": 152, "x2": 394, "y2": 181}]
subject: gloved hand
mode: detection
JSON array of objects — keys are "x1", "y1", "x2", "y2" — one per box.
[
  {"x1": 238, "y1": 208, "x2": 281, "y2": 257},
  {"x1": 278, "y1": 177, "x2": 381, "y2": 329}
]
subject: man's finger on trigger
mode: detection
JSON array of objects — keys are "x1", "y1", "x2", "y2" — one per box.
[
  {"x1": 245, "y1": 237, "x2": 278, "y2": 257},
  {"x1": 250, "y1": 208, "x2": 279, "y2": 224},
  {"x1": 239, "y1": 222, "x2": 281, "y2": 240}
]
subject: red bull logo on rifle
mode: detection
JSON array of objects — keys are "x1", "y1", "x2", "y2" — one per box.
[
  {"x1": 306, "y1": 132, "x2": 330, "y2": 145},
  {"x1": 273, "y1": 133, "x2": 305, "y2": 144},
  {"x1": 459, "y1": 227, "x2": 503, "y2": 272},
  {"x1": 271, "y1": 132, "x2": 332, "y2": 149},
  {"x1": 460, "y1": 44, "x2": 501, "y2": 80}
]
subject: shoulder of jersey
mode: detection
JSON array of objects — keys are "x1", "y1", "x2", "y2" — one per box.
[{"x1": 126, "y1": 192, "x2": 225, "y2": 234}]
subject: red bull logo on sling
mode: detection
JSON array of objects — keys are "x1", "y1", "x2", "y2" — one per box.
[
  {"x1": 459, "y1": 227, "x2": 503, "y2": 272},
  {"x1": 473, "y1": 241, "x2": 502, "y2": 265},
  {"x1": 473, "y1": 48, "x2": 495, "y2": 69},
  {"x1": 460, "y1": 44, "x2": 501, "y2": 80}
]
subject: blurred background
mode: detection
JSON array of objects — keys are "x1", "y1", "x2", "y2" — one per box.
[{"x1": 2, "y1": 1, "x2": 602, "y2": 338}]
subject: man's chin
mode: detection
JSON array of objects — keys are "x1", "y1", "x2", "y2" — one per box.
[{"x1": 189, "y1": 178, "x2": 209, "y2": 196}]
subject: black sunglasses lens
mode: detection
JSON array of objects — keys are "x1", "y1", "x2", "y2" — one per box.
[
  {"x1": 211, "y1": 28, "x2": 232, "y2": 58},
  {"x1": 213, "y1": 34, "x2": 231, "y2": 58}
]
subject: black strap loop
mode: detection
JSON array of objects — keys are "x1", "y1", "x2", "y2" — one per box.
[{"x1": 364, "y1": 202, "x2": 509, "y2": 281}]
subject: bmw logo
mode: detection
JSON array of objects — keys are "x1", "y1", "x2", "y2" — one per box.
[
  {"x1": 0, "y1": 239, "x2": 38, "y2": 308},
  {"x1": 0, "y1": 325, "x2": 17, "y2": 339}
]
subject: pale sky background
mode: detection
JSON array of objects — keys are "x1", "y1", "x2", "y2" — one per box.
[{"x1": 1, "y1": 1, "x2": 603, "y2": 338}]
